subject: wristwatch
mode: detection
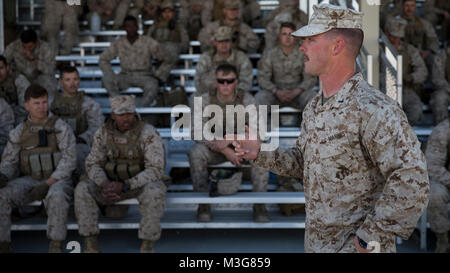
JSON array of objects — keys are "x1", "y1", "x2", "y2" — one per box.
[{"x1": 357, "y1": 236, "x2": 368, "y2": 249}]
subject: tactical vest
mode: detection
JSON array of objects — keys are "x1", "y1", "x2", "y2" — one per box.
[
  {"x1": 103, "y1": 119, "x2": 146, "y2": 182},
  {"x1": 404, "y1": 16, "x2": 426, "y2": 51},
  {"x1": 209, "y1": 88, "x2": 245, "y2": 136},
  {"x1": 50, "y1": 91, "x2": 88, "y2": 136},
  {"x1": 19, "y1": 116, "x2": 62, "y2": 180},
  {"x1": 0, "y1": 76, "x2": 18, "y2": 105},
  {"x1": 150, "y1": 20, "x2": 181, "y2": 43}
]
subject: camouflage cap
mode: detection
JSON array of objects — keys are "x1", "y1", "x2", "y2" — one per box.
[
  {"x1": 385, "y1": 16, "x2": 407, "y2": 38},
  {"x1": 109, "y1": 95, "x2": 136, "y2": 115},
  {"x1": 210, "y1": 169, "x2": 242, "y2": 196},
  {"x1": 224, "y1": 0, "x2": 240, "y2": 9},
  {"x1": 160, "y1": 0, "x2": 174, "y2": 10},
  {"x1": 214, "y1": 26, "x2": 233, "y2": 41},
  {"x1": 291, "y1": 3, "x2": 363, "y2": 38}
]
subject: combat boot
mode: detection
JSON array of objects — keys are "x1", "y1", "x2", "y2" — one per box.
[
  {"x1": 140, "y1": 240, "x2": 154, "y2": 253},
  {"x1": 435, "y1": 232, "x2": 449, "y2": 253},
  {"x1": 84, "y1": 236, "x2": 100, "y2": 253},
  {"x1": 253, "y1": 204, "x2": 270, "y2": 223},
  {"x1": 49, "y1": 240, "x2": 63, "y2": 253},
  {"x1": 0, "y1": 242, "x2": 12, "y2": 253},
  {"x1": 196, "y1": 204, "x2": 211, "y2": 222}
]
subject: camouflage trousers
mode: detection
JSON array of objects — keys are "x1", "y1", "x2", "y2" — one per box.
[
  {"x1": 255, "y1": 88, "x2": 317, "y2": 111},
  {"x1": 0, "y1": 176, "x2": 73, "y2": 242},
  {"x1": 402, "y1": 87, "x2": 424, "y2": 126},
  {"x1": 41, "y1": 0, "x2": 80, "y2": 55},
  {"x1": 188, "y1": 143, "x2": 269, "y2": 192},
  {"x1": 429, "y1": 89, "x2": 449, "y2": 125},
  {"x1": 74, "y1": 179, "x2": 167, "y2": 241},
  {"x1": 102, "y1": 72, "x2": 159, "y2": 107},
  {"x1": 427, "y1": 181, "x2": 450, "y2": 234}
]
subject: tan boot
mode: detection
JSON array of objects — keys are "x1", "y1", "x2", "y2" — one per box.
[
  {"x1": 435, "y1": 232, "x2": 449, "y2": 253},
  {"x1": 0, "y1": 242, "x2": 12, "y2": 253},
  {"x1": 253, "y1": 204, "x2": 270, "y2": 223},
  {"x1": 84, "y1": 236, "x2": 100, "y2": 253},
  {"x1": 49, "y1": 240, "x2": 63, "y2": 253},
  {"x1": 140, "y1": 240, "x2": 154, "y2": 253},
  {"x1": 196, "y1": 204, "x2": 211, "y2": 222}
]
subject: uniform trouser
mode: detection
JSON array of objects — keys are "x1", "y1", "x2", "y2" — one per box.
[
  {"x1": 74, "y1": 179, "x2": 167, "y2": 241},
  {"x1": 41, "y1": 0, "x2": 79, "y2": 55},
  {"x1": 429, "y1": 88, "x2": 449, "y2": 125},
  {"x1": 76, "y1": 143, "x2": 90, "y2": 177},
  {"x1": 102, "y1": 72, "x2": 159, "y2": 106},
  {"x1": 0, "y1": 176, "x2": 73, "y2": 242},
  {"x1": 254, "y1": 88, "x2": 317, "y2": 111},
  {"x1": 427, "y1": 182, "x2": 450, "y2": 234},
  {"x1": 188, "y1": 143, "x2": 269, "y2": 192},
  {"x1": 402, "y1": 87, "x2": 424, "y2": 126}
]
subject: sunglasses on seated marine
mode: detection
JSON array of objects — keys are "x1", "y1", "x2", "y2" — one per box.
[{"x1": 217, "y1": 78, "x2": 236, "y2": 84}]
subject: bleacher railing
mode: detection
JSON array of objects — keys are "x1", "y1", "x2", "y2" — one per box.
[{"x1": 379, "y1": 32, "x2": 403, "y2": 105}]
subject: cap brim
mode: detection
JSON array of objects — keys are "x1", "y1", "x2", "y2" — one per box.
[{"x1": 291, "y1": 25, "x2": 329, "y2": 38}]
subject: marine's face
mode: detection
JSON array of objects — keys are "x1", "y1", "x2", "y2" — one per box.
[
  {"x1": 0, "y1": 61, "x2": 9, "y2": 83},
  {"x1": 215, "y1": 39, "x2": 233, "y2": 54},
  {"x1": 216, "y1": 71, "x2": 238, "y2": 98},
  {"x1": 189, "y1": 4, "x2": 203, "y2": 14},
  {"x1": 223, "y1": 8, "x2": 239, "y2": 21},
  {"x1": 124, "y1": 20, "x2": 139, "y2": 36},
  {"x1": 60, "y1": 71, "x2": 80, "y2": 97},
  {"x1": 161, "y1": 8, "x2": 175, "y2": 21},
  {"x1": 22, "y1": 41, "x2": 37, "y2": 53},
  {"x1": 112, "y1": 112, "x2": 136, "y2": 132},
  {"x1": 386, "y1": 32, "x2": 401, "y2": 49},
  {"x1": 299, "y1": 33, "x2": 332, "y2": 76},
  {"x1": 24, "y1": 96, "x2": 49, "y2": 121},
  {"x1": 279, "y1": 27, "x2": 295, "y2": 48},
  {"x1": 402, "y1": 1, "x2": 416, "y2": 19}
]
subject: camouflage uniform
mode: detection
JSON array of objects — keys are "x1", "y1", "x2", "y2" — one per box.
[
  {"x1": 0, "y1": 71, "x2": 29, "y2": 125},
  {"x1": 201, "y1": 0, "x2": 227, "y2": 26},
  {"x1": 241, "y1": 0, "x2": 262, "y2": 28},
  {"x1": 189, "y1": 90, "x2": 269, "y2": 193},
  {"x1": 0, "y1": 113, "x2": 76, "y2": 243},
  {"x1": 74, "y1": 96, "x2": 168, "y2": 241},
  {"x1": 51, "y1": 91, "x2": 104, "y2": 176},
  {"x1": 0, "y1": 98, "x2": 14, "y2": 157},
  {"x1": 194, "y1": 49, "x2": 253, "y2": 96},
  {"x1": 400, "y1": 15, "x2": 440, "y2": 59},
  {"x1": 255, "y1": 46, "x2": 317, "y2": 110},
  {"x1": 397, "y1": 41, "x2": 429, "y2": 126},
  {"x1": 99, "y1": 35, "x2": 172, "y2": 106},
  {"x1": 179, "y1": 0, "x2": 204, "y2": 40},
  {"x1": 198, "y1": 21, "x2": 260, "y2": 53},
  {"x1": 425, "y1": 118, "x2": 450, "y2": 238},
  {"x1": 129, "y1": 0, "x2": 161, "y2": 21},
  {"x1": 431, "y1": 47, "x2": 450, "y2": 124},
  {"x1": 41, "y1": 0, "x2": 82, "y2": 55},
  {"x1": 423, "y1": 0, "x2": 450, "y2": 26},
  {"x1": 253, "y1": 72, "x2": 429, "y2": 253},
  {"x1": 87, "y1": 0, "x2": 131, "y2": 29},
  {"x1": 4, "y1": 40, "x2": 57, "y2": 104},
  {"x1": 147, "y1": 12, "x2": 190, "y2": 65}
]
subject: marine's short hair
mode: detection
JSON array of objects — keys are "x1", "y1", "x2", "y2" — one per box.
[
  {"x1": 0, "y1": 55, "x2": 7, "y2": 67},
  {"x1": 59, "y1": 65, "x2": 79, "y2": 78},
  {"x1": 216, "y1": 63, "x2": 238, "y2": 77},
  {"x1": 325, "y1": 28, "x2": 364, "y2": 58},
  {"x1": 24, "y1": 84, "x2": 48, "y2": 102},
  {"x1": 20, "y1": 29, "x2": 38, "y2": 44}
]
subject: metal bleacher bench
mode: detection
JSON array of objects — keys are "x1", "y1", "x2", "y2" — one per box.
[{"x1": 12, "y1": 192, "x2": 306, "y2": 231}]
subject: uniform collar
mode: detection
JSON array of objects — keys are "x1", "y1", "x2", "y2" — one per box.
[{"x1": 314, "y1": 72, "x2": 363, "y2": 112}]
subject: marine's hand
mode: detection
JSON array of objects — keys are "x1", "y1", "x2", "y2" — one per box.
[{"x1": 226, "y1": 125, "x2": 261, "y2": 161}]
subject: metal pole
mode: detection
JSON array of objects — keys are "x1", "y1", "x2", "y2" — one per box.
[
  {"x1": 0, "y1": 0, "x2": 4, "y2": 53},
  {"x1": 396, "y1": 55, "x2": 403, "y2": 107}
]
